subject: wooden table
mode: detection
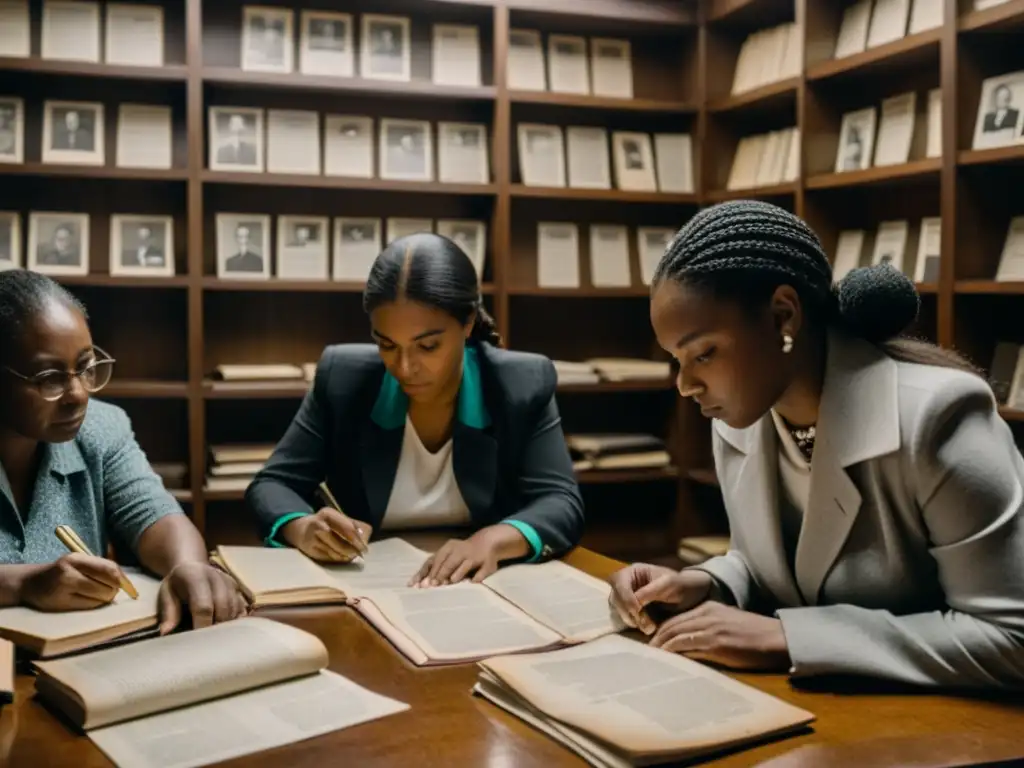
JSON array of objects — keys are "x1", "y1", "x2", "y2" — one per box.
[{"x1": 2, "y1": 541, "x2": 1023, "y2": 767}]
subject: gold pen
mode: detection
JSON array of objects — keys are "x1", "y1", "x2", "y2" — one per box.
[
  {"x1": 55, "y1": 525, "x2": 139, "y2": 600},
  {"x1": 318, "y1": 482, "x2": 369, "y2": 553}
]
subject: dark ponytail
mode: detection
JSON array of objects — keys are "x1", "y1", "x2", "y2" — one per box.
[
  {"x1": 363, "y1": 232, "x2": 502, "y2": 347},
  {"x1": 652, "y1": 200, "x2": 979, "y2": 375}
]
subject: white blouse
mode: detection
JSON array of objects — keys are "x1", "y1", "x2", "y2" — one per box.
[{"x1": 380, "y1": 415, "x2": 472, "y2": 530}]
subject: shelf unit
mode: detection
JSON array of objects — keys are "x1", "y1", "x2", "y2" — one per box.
[{"x1": 5, "y1": 0, "x2": 1022, "y2": 560}]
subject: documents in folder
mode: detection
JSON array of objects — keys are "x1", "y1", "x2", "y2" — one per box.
[
  {"x1": 472, "y1": 634, "x2": 816, "y2": 768},
  {"x1": 0, "y1": 571, "x2": 162, "y2": 657},
  {"x1": 33, "y1": 617, "x2": 410, "y2": 768},
  {"x1": 216, "y1": 537, "x2": 627, "y2": 665}
]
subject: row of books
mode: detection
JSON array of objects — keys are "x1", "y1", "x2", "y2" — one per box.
[
  {"x1": 552, "y1": 358, "x2": 672, "y2": 385},
  {"x1": 730, "y1": 21, "x2": 802, "y2": 96},
  {"x1": 834, "y1": 218, "x2": 941, "y2": 285},
  {"x1": 726, "y1": 127, "x2": 800, "y2": 192},
  {"x1": 834, "y1": 0, "x2": 942, "y2": 60}
]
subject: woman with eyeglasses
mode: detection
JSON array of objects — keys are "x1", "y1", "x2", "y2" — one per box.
[{"x1": 0, "y1": 270, "x2": 247, "y2": 632}]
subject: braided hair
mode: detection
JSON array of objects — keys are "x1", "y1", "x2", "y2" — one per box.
[
  {"x1": 363, "y1": 232, "x2": 502, "y2": 347},
  {"x1": 653, "y1": 200, "x2": 978, "y2": 374},
  {"x1": 0, "y1": 270, "x2": 87, "y2": 366}
]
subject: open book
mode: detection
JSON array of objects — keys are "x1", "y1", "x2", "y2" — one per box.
[
  {"x1": 0, "y1": 570, "x2": 162, "y2": 657},
  {"x1": 473, "y1": 634, "x2": 816, "y2": 768},
  {"x1": 216, "y1": 537, "x2": 627, "y2": 665},
  {"x1": 34, "y1": 617, "x2": 409, "y2": 768}
]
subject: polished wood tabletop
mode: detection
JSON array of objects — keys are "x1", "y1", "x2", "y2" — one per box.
[{"x1": 2, "y1": 536, "x2": 1023, "y2": 767}]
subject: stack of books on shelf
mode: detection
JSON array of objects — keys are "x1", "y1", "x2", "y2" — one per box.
[
  {"x1": 833, "y1": 0, "x2": 943, "y2": 60},
  {"x1": 726, "y1": 128, "x2": 800, "y2": 191},
  {"x1": 731, "y1": 21, "x2": 802, "y2": 95},
  {"x1": 567, "y1": 434, "x2": 671, "y2": 473},
  {"x1": 836, "y1": 90, "x2": 941, "y2": 175},
  {"x1": 205, "y1": 444, "x2": 275, "y2": 494},
  {"x1": 552, "y1": 358, "x2": 673, "y2": 386},
  {"x1": 833, "y1": 217, "x2": 941, "y2": 284},
  {"x1": 210, "y1": 363, "x2": 315, "y2": 385}
]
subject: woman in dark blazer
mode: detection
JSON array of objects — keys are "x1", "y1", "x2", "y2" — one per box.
[{"x1": 246, "y1": 233, "x2": 585, "y2": 587}]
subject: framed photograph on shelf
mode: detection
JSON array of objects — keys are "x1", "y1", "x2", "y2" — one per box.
[
  {"x1": 432, "y1": 24, "x2": 481, "y2": 87},
  {"x1": 105, "y1": 3, "x2": 164, "y2": 67},
  {"x1": 208, "y1": 106, "x2": 264, "y2": 172},
  {"x1": 110, "y1": 214, "x2": 174, "y2": 277},
  {"x1": 508, "y1": 29, "x2": 545, "y2": 91},
  {"x1": 972, "y1": 72, "x2": 1024, "y2": 150},
  {"x1": 333, "y1": 218, "x2": 381, "y2": 282},
  {"x1": 637, "y1": 227, "x2": 674, "y2": 286},
  {"x1": 276, "y1": 216, "x2": 329, "y2": 280},
  {"x1": 566, "y1": 126, "x2": 611, "y2": 189},
  {"x1": 241, "y1": 5, "x2": 293, "y2": 73},
  {"x1": 0, "y1": 1, "x2": 30, "y2": 58},
  {"x1": 299, "y1": 11, "x2": 353, "y2": 77},
  {"x1": 547, "y1": 34, "x2": 589, "y2": 94},
  {"x1": 386, "y1": 217, "x2": 433, "y2": 245},
  {"x1": 28, "y1": 211, "x2": 89, "y2": 276},
  {"x1": 835, "y1": 107, "x2": 877, "y2": 172},
  {"x1": 42, "y1": 100, "x2": 104, "y2": 166},
  {"x1": 437, "y1": 219, "x2": 485, "y2": 279},
  {"x1": 0, "y1": 212, "x2": 20, "y2": 271},
  {"x1": 324, "y1": 115, "x2": 373, "y2": 177},
  {"x1": 517, "y1": 123, "x2": 565, "y2": 187},
  {"x1": 41, "y1": 0, "x2": 100, "y2": 62},
  {"x1": 0, "y1": 97, "x2": 24, "y2": 164},
  {"x1": 216, "y1": 213, "x2": 271, "y2": 280},
  {"x1": 379, "y1": 119, "x2": 432, "y2": 181},
  {"x1": 611, "y1": 132, "x2": 656, "y2": 191},
  {"x1": 590, "y1": 38, "x2": 633, "y2": 99},
  {"x1": 266, "y1": 109, "x2": 320, "y2": 175},
  {"x1": 116, "y1": 104, "x2": 172, "y2": 169},
  {"x1": 361, "y1": 14, "x2": 411, "y2": 82},
  {"x1": 438, "y1": 122, "x2": 489, "y2": 184}
]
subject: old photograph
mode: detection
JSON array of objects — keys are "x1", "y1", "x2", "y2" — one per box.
[
  {"x1": 437, "y1": 219, "x2": 485, "y2": 278},
  {"x1": 299, "y1": 11, "x2": 352, "y2": 76},
  {"x1": 612, "y1": 132, "x2": 656, "y2": 191},
  {"x1": 835, "y1": 107, "x2": 877, "y2": 172},
  {"x1": 41, "y1": 0, "x2": 100, "y2": 62},
  {"x1": 28, "y1": 211, "x2": 89, "y2": 276},
  {"x1": 333, "y1": 218, "x2": 381, "y2": 281},
  {"x1": 110, "y1": 214, "x2": 174, "y2": 277},
  {"x1": 324, "y1": 115, "x2": 374, "y2": 177},
  {"x1": 380, "y1": 119, "x2": 432, "y2": 181},
  {"x1": 0, "y1": 212, "x2": 20, "y2": 271},
  {"x1": 972, "y1": 71, "x2": 1024, "y2": 150},
  {"x1": 517, "y1": 124, "x2": 565, "y2": 187},
  {"x1": 0, "y1": 0, "x2": 30, "y2": 58},
  {"x1": 242, "y1": 6, "x2": 293, "y2": 73},
  {"x1": 105, "y1": 3, "x2": 164, "y2": 67},
  {"x1": 361, "y1": 14, "x2": 411, "y2": 81},
  {"x1": 209, "y1": 107, "x2": 264, "y2": 172},
  {"x1": 216, "y1": 213, "x2": 271, "y2": 279},
  {"x1": 276, "y1": 215, "x2": 329, "y2": 279},
  {"x1": 0, "y1": 97, "x2": 23, "y2": 163},
  {"x1": 43, "y1": 100, "x2": 104, "y2": 165},
  {"x1": 438, "y1": 122, "x2": 489, "y2": 184}
]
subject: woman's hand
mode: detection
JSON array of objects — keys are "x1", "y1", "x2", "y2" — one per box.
[
  {"x1": 281, "y1": 508, "x2": 370, "y2": 562},
  {"x1": 17, "y1": 553, "x2": 123, "y2": 611},
  {"x1": 410, "y1": 524, "x2": 530, "y2": 587},
  {"x1": 157, "y1": 562, "x2": 249, "y2": 635},
  {"x1": 608, "y1": 563, "x2": 713, "y2": 634},
  {"x1": 649, "y1": 601, "x2": 791, "y2": 671}
]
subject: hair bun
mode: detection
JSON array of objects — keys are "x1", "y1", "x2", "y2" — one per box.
[{"x1": 834, "y1": 264, "x2": 919, "y2": 343}]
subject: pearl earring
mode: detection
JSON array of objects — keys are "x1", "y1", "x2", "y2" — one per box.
[{"x1": 782, "y1": 334, "x2": 794, "y2": 354}]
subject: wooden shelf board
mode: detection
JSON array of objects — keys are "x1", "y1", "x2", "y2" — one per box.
[
  {"x1": 955, "y1": 280, "x2": 1024, "y2": 294},
  {"x1": 104, "y1": 380, "x2": 190, "y2": 398},
  {"x1": 684, "y1": 467, "x2": 719, "y2": 486},
  {"x1": 805, "y1": 158, "x2": 941, "y2": 190},
  {"x1": 0, "y1": 56, "x2": 187, "y2": 81},
  {"x1": 509, "y1": 90, "x2": 695, "y2": 113},
  {"x1": 0, "y1": 163, "x2": 188, "y2": 181},
  {"x1": 170, "y1": 489, "x2": 193, "y2": 503},
  {"x1": 706, "y1": 182, "x2": 796, "y2": 202},
  {"x1": 204, "y1": 489, "x2": 246, "y2": 502},
  {"x1": 557, "y1": 379, "x2": 675, "y2": 393},
  {"x1": 501, "y1": 0, "x2": 694, "y2": 26},
  {"x1": 915, "y1": 282, "x2": 938, "y2": 294},
  {"x1": 958, "y1": 145, "x2": 1024, "y2": 167},
  {"x1": 806, "y1": 28, "x2": 941, "y2": 81},
  {"x1": 203, "y1": 67, "x2": 497, "y2": 101},
  {"x1": 201, "y1": 278, "x2": 495, "y2": 294},
  {"x1": 999, "y1": 406, "x2": 1024, "y2": 422},
  {"x1": 58, "y1": 275, "x2": 190, "y2": 288},
  {"x1": 959, "y1": 0, "x2": 1024, "y2": 32},
  {"x1": 576, "y1": 467, "x2": 679, "y2": 484},
  {"x1": 204, "y1": 380, "x2": 309, "y2": 399},
  {"x1": 509, "y1": 184, "x2": 697, "y2": 204},
  {"x1": 509, "y1": 286, "x2": 649, "y2": 298},
  {"x1": 202, "y1": 171, "x2": 498, "y2": 196},
  {"x1": 707, "y1": 77, "x2": 798, "y2": 113}
]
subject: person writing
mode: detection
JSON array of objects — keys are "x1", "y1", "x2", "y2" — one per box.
[
  {"x1": 246, "y1": 233, "x2": 585, "y2": 586},
  {"x1": 609, "y1": 200, "x2": 1024, "y2": 688},
  {"x1": 0, "y1": 271, "x2": 248, "y2": 633}
]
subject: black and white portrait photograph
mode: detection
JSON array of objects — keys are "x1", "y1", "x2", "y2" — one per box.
[
  {"x1": 622, "y1": 139, "x2": 643, "y2": 169},
  {"x1": 209, "y1": 106, "x2": 264, "y2": 172},
  {"x1": 0, "y1": 97, "x2": 23, "y2": 164},
  {"x1": 216, "y1": 213, "x2": 270, "y2": 280},
  {"x1": 380, "y1": 119, "x2": 432, "y2": 181},
  {"x1": 242, "y1": 6, "x2": 293, "y2": 73},
  {"x1": 300, "y1": 11, "x2": 353, "y2": 76},
  {"x1": 361, "y1": 14, "x2": 411, "y2": 81},
  {"x1": 28, "y1": 211, "x2": 89, "y2": 276},
  {"x1": 276, "y1": 215, "x2": 329, "y2": 280},
  {"x1": 0, "y1": 212, "x2": 20, "y2": 271},
  {"x1": 42, "y1": 100, "x2": 104, "y2": 165},
  {"x1": 835, "y1": 107, "x2": 877, "y2": 173},
  {"x1": 110, "y1": 214, "x2": 174, "y2": 277},
  {"x1": 437, "y1": 219, "x2": 485, "y2": 278},
  {"x1": 612, "y1": 131, "x2": 656, "y2": 191},
  {"x1": 439, "y1": 122, "x2": 489, "y2": 184},
  {"x1": 333, "y1": 218, "x2": 381, "y2": 282},
  {"x1": 973, "y1": 73, "x2": 1024, "y2": 150},
  {"x1": 518, "y1": 124, "x2": 566, "y2": 187}
]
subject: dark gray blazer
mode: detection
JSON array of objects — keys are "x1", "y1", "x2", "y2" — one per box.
[{"x1": 246, "y1": 342, "x2": 585, "y2": 561}]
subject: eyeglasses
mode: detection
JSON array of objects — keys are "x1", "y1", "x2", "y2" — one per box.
[{"x1": 4, "y1": 347, "x2": 116, "y2": 402}]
